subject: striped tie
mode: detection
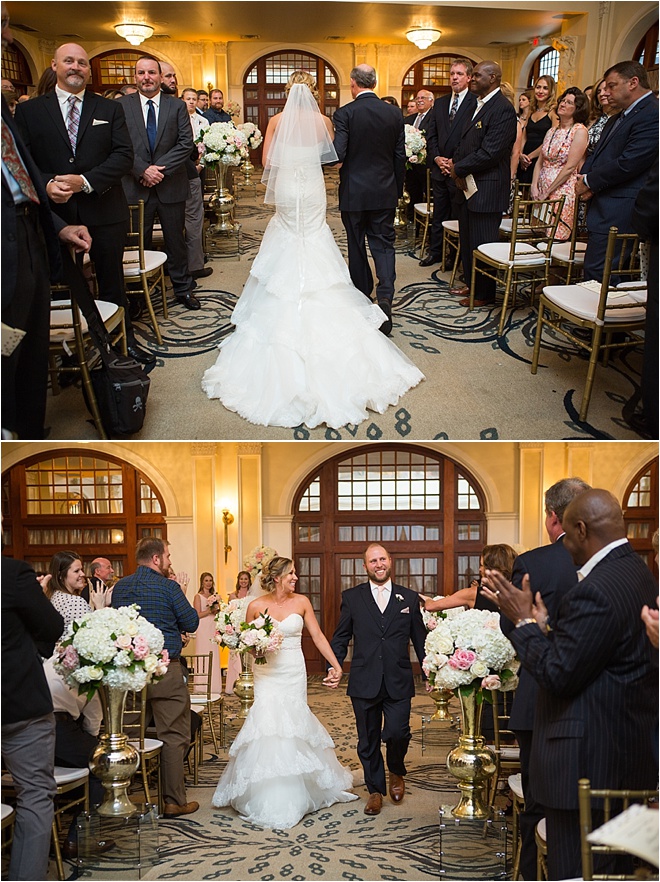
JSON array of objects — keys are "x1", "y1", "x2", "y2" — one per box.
[
  {"x1": 449, "y1": 94, "x2": 459, "y2": 122},
  {"x1": 1, "y1": 118, "x2": 39, "y2": 203},
  {"x1": 66, "y1": 94, "x2": 80, "y2": 153}
]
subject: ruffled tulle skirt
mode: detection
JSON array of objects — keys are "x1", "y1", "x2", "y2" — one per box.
[{"x1": 201, "y1": 211, "x2": 424, "y2": 429}]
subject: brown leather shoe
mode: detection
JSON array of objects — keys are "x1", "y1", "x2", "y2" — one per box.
[
  {"x1": 389, "y1": 773, "x2": 405, "y2": 803},
  {"x1": 163, "y1": 800, "x2": 199, "y2": 817},
  {"x1": 459, "y1": 297, "x2": 494, "y2": 308},
  {"x1": 450, "y1": 285, "x2": 470, "y2": 296},
  {"x1": 364, "y1": 792, "x2": 383, "y2": 815}
]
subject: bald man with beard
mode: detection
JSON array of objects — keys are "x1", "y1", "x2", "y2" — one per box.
[{"x1": 483, "y1": 490, "x2": 658, "y2": 880}]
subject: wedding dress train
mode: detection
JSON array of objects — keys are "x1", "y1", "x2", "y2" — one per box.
[
  {"x1": 201, "y1": 86, "x2": 423, "y2": 429},
  {"x1": 211, "y1": 613, "x2": 358, "y2": 829}
]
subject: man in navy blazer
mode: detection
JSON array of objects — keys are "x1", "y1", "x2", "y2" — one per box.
[
  {"x1": 449, "y1": 61, "x2": 517, "y2": 306},
  {"x1": 421, "y1": 59, "x2": 477, "y2": 269},
  {"x1": 333, "y1": 65, "x2": 406, "y2": 335},
  {"x1": 484, "y1": 490, "x2": 658, "y2": 880},
  {"x1": 330, "y1": 544, "x2": 427, "y2": 815},
  {"x1": 499, "y1": 477, "x2": 589, "y2": 882},
  {"x1": 577, "y1": 61, "x2": 658, "y2": 281}
]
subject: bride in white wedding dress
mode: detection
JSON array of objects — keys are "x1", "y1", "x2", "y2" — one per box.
[
  {"x1": 212, "y1": 556, "x2": 358, "y2": 828},
  {"x1": 201, "y1": 72, "x2": 423, "y2": 429}
]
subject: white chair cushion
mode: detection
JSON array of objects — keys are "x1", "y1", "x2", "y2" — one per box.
[
  {"x1": 508, "y1": 773, "x2": 524, "y2": 799},
  {"x1": 50, "y1": 300, "x2": 120, "y2": 343},
  {"x1": 123, "y1": 249, "x2": 168, "y2": 277},
  {"x1": 537, "y1": 240, "x2": 586, "y2": 263},
  {"x1": 478, "y1": 241, "x2": 546, "y2": 266},
  {"x1": 543, "y1": 284, "x2": 647, "y2": 323},
  {"x1": 414, "y1": 203, "x2": 431, "y2": 217},
  {"x1": 442, "y1": 219, "x2": 459, "y2": 233},
  {"x1": 129, "y1": 738, "x2": 163, "y2": 753},
  {"x1": 499, "y1": 746, "x2": 521, "y2": 760},
  {"x1": 53, "y1": 766, "x2": 90, "y2": 785},
  {"x1": 499, "y1": 218, "x2": 534, "y2": 234},
  {"x1": 537, "y1": 818, "x2": 547, "y2": 842},
  {"x1": 190, "y1": 692, "x2": 222, "y2": 705},
  {"x1": 1, "y1": 804, "x2": 13, "y2": 822}
]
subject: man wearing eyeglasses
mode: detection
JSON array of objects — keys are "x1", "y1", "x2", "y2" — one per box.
[{"x1": 404, "y1": 90, "x2": 434, "y2": 221}]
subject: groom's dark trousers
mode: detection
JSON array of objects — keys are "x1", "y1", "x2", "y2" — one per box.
[
  {"x1": 331, "y1": 581, "x2": 426, "y2": 795},
  {"x1": 333, "y1": 91, "x2": 405, "y2": 305}
]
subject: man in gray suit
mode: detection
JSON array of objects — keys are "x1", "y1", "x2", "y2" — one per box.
[{"x1": 120, "y1": 56, "x2": 200, "y2": 310}]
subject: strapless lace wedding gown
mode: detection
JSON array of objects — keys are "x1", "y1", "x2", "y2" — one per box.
[
  {"x1": 212, "y1": 613, "x2": 357, "y2": 828},
  {"x1": 201, "y1": 159, "x2": 424, "y2": 429}
]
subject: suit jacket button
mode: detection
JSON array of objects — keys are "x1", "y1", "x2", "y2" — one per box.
[{"x1": 69, "y1": 157, "x2": 75, "y2": 163}]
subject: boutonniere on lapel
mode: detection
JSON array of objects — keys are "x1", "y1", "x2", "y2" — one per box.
[
  {"x1": 475, "y1": 121, "x2": 483, "y2": 129},
  {"x1": 395, "y1": 594, "x2": 404, "y2": 602}
]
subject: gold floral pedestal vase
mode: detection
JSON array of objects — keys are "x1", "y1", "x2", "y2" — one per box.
[
  {"x1": 240, "y1": 157, "x2": 255, "y2": 186},
  {"x1": 89, "y1": 686, "x2": 139, "y2": 816},
  {"x1": 429, "y1": 687, "x2": 454, "y2": 721},
  {"x1": 393, "y1": 189, "x2": 410, "y2": 235},
  {"x1": 208, "y1": 161, "x2": 236, "y2": 231},
  {"x1": 233, "y1": 652, "x2": 254, "y2": 718},
  {"x1": 446, "y1": 686, "x2": 497, "y2": 819}
]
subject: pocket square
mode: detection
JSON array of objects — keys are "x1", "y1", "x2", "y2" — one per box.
[
  {"x1": 92, "y1": 119, "x2": 109, "y2": 126},
  {"x1": 400, "y1": 607, "x2": 410, "y2": 614}
]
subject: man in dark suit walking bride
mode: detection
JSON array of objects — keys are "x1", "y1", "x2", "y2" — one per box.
[
  {"x1": 332, "y1": 65, "x2": 406, "y2": 336},
  {"x1": 330, "y1": 544, "x2": 427, "y2": 815}
]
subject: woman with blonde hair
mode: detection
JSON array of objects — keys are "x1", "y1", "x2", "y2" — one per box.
[
  {"x1": 212, "y1": 556, "x2": 358, "y2": 828},
  {"x1": 518, "y1": 75, "x2": 557, "y2": 184},
  {"x1": 202, "y1": 70, "x2": 423, "y2": 430}
]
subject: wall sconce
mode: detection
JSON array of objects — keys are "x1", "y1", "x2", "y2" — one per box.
[
  {"x1": 406, "y1": 28, "x2": 441, "y2": 50},
  {"x1": 222, "y1": 508, "x2": 234, "y2": 563},
  {"x1": 114, "y1": 23, "x2": 154, "y2": 46}
]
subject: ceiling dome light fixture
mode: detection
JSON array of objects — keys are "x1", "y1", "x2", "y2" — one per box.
[
  {"x1": 114, "y1": 23, "x2": 154, "y2": 46},
  {"x1": 406, "y1": 27, "x2": 441, "y2": 51}
]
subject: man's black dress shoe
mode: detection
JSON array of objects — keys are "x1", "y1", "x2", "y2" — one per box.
[
  {"x1": 377, "y1": 300, "x2": 393, "y2": 336},
  {"x1": 191, "y1": 266, "x2": 213, "y2": 280},
  {"x1": 176, "y1": 292, "x2": 201, "y2": 310},
  {"x1": 419, "y1": 255, "x2": 440, "y2": 267},
  {"x1": 126, "y1": 344, "x2": 157, "y2": 367}
]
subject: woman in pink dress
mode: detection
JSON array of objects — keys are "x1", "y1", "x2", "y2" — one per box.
[
  {"x1": 193, "y1": 572, "x2": 222, "y2": 693},
  {"x1": 531, "y1": 87, "x2": 589, "y2": 240},
  {"x1": 224, "y1": 571, "x2": 252, "y2": 694}
]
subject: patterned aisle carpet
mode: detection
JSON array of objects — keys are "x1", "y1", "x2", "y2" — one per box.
[
  {"x1": 44, "y1": 170, "x2": 647, "y2": 440},
  {"x1": 51, "y1": 681, "x2": 511, "y2": 882}
]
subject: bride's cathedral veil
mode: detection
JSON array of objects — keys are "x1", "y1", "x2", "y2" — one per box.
[{"x1": 261, "y1": 82, "x2": 338, "y2": 205}]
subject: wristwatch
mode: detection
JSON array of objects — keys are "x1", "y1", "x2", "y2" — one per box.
[
  {"x1": 515, "y1": 617, "x2": 537, "y2": 629},
  {"x1": 80, "y1": 178, "x2": 92, "y2": 194}
]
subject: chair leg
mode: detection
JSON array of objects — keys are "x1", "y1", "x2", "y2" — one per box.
[
  {"x1": 78, "y1": 348, "x2": 108, "y2": 440},
  {"x1": 141, "y1": 757, "x2": 152, "y2": 806},
  {"x1": 469, "y1": 256, "x2": 478, "y2": 310},
  {"x1": 141, "y1": 276, "x2": 163, "y2": 345},
  {"x1": 51, "y1": 817, "x2": 65, "y2": 880},
  {"x1": 159, "y1": 267, "x2": 169, "y2": 320},
  {"x1": 531, "y1": 302, "x2": 546, "y2": 374},
  {"x1": 579, "y1": 328, "x2": 602, "y2": 421},
  {"x1": 420, "y1": 217, "x2": 430, "y2": 257},
  {"x1": 450, "y1": 240, "x2": 461, "y2": 288},
  {"x1": 206, "y1": 707, "x2": 220, "y2": 754},
  {"x1": 498, "y1": 268, "x2": 514, "y2": 336}
]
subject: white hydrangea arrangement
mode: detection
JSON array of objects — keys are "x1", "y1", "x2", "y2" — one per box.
[
  {"x1": 198, "y1": 121, "x2": 249, "y2": 167},
  {"x1": 422, "y1": 607, "x2": 519, "y2": 693},
  {"x1": 214, "y1": 601, "x2": 283, "y2": 664},
  {"x1": 243, "y1": 545, "x2": 278, "y2": 576},
  {"x1": 237, "y1": 122, "x2": 263, "y2": 151},
  {"x1": 404, "y1": 124, "x2": 427, "y2": 168},
  {"x1": 54, "y1": 605, "x2": 170, "y2": 698}
]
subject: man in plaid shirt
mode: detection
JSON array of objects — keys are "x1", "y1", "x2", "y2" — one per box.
[{"x1": 112, "y1": 537, "x2": 199, "y2": 816}]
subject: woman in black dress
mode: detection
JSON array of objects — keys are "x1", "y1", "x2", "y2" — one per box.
[{"x1": 518, "y1": 75, "x2": 557, "y2": 184}]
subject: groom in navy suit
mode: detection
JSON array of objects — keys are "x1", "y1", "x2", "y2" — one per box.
[
  {"x1": 330, "y1": 544, "x2": 427, "y2": 815},
  {"x1": 332, "y1": 65, "x2": 406, "y2": 335},
  {"x1": 577, "y1": 61, "x2": 658, "y2": 281},
  {"x1": 484, "y1": 489, "x2": 658, "y2": 880}
]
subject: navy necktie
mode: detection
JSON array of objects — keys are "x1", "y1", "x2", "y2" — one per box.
[{"x1": 146, "y1": 99, "x2": 157, "y2": 154}]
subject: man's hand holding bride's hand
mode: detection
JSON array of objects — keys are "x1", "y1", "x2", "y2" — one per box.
[{"x1": 322, "y1": 667, "x2": 342, "y2": 689}]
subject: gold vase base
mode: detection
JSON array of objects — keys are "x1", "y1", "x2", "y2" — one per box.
[
  {"x1": 451, "y1": 785, "x2": 492, "y2": 820},
  {"x1": 430, "y1": 706, "x2": 453, "y2": 722},
  {"x1": 95, "y1": 791, "x2": 138, "y2": 817}
]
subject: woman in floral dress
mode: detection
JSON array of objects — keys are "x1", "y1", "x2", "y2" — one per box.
[{"x1": 531, "y1": 87, "x2": 589, "y2": 239}]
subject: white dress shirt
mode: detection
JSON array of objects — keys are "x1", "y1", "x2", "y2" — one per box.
[
  {"x1": 472, "y1": 86, "x2": 500, "y2": 120},
  {"x1": 139, "y1": 91, "x2": 161, "y2": 125},
  {"x1": 577, "y1": 538, "x2": 629, "y2": 581},
  {"x1": 54, "y1": 84, "x2": 92, "y2": 191},
  {"x1": 44, "y1": 656, "x2": 103, "y2": 736}
]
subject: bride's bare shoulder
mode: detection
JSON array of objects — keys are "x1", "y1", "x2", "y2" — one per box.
[{"x1": 322, "y1": 114, "x2": 335, "y2": 137}]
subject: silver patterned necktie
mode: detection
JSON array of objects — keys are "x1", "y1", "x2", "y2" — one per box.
[
  {"x1": 449, "y1": 93, "x2": 459, "y2": 122},
  {"x1": 66, "y1": 94, "x2": 80, "y2": 153}
]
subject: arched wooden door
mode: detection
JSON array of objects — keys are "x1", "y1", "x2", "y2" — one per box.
[
  {"x1": 623, "y1": 457, "x2": 659, "y2": 579},
  {"x1": 243, "y1": 50, "x2": 339, "y2": 166},
  {"x1": 292, "y1": 445, "x2": 487, "y2": 672}
]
